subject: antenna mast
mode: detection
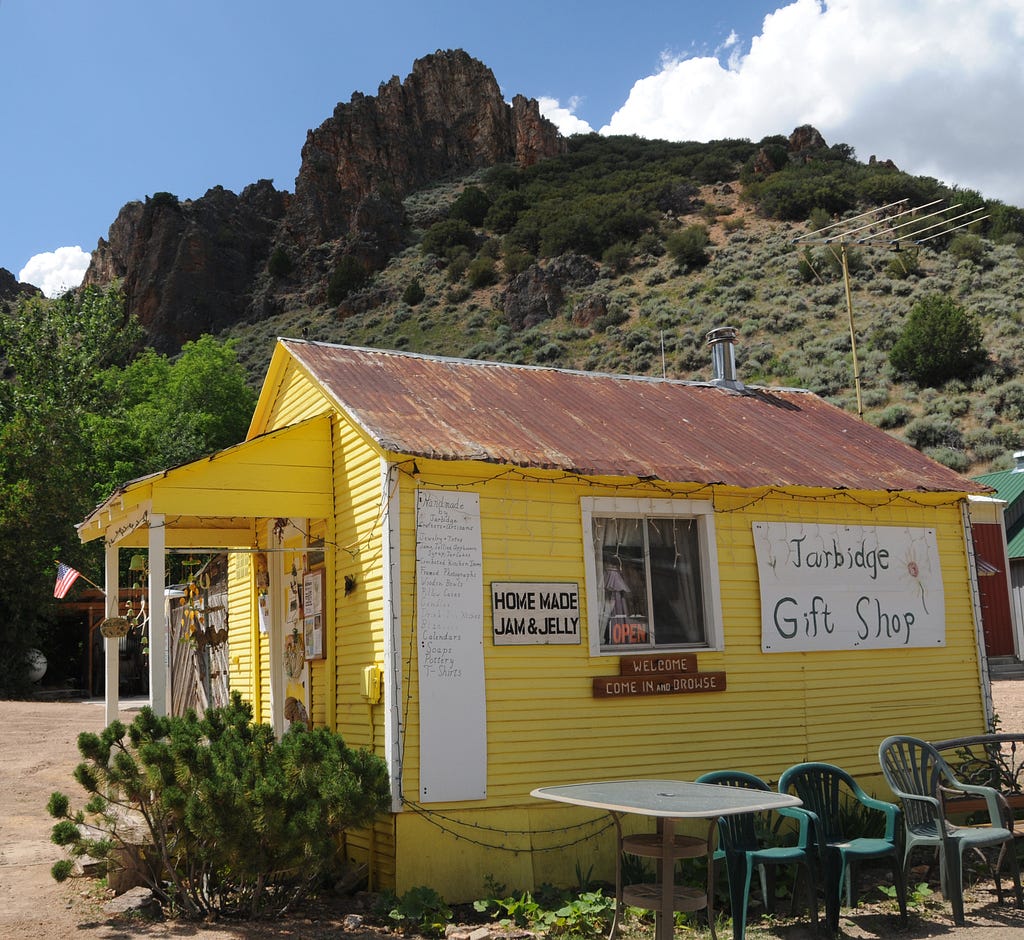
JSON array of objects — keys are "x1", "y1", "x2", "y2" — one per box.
[{"x1": 793, "y1": 200, "x2": 987, "y2": 419}]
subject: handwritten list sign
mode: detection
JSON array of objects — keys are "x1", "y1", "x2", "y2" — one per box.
[{"x1": 416, "y1": 489, "x2": 486, "y2": 801}]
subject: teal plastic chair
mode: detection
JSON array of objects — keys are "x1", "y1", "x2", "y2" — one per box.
[
  {"x1": 696, "y1": 771, "x2": 817, "y2": 938},
  {"x1": 779, "y1": 762, "x2": 908, "y2": 936},
  {"x1": 879, "y1": 734, "x2": 1023, "y2": 926}
]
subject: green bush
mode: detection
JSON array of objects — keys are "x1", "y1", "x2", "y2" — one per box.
[
  {"x1": 466, "y1": 256, "x2": 498, "y2": 289},
  {"x1": 666, "y1": 224, "x2": 710, "y2": 272},
  {"x1": 402, "y1": 278, "x2": 426, "y2": 306},
  {"x1": 380, "y1": 885, "x2": 453, "y2": 936},
  {"x1": 503, "y1": 249, "x2": 536, "y2": 278},
  {"x1": 422, "y1": 219, "x2": 477, "y2": 258},
  {"x1": 889, "y1": 294, "x2": 987, "y2": 387},
  {"x1": 267, "y1": 246, "x2": 293, "y2": 279},
  {"x1": 602, "y1": 241, "x2": 633, "y2": 274},
  {"x1": 875, "y1": 403, "x2": 913, "y2": 429},
  {"x1": 449, "y1": 186, "x2": 492, "y2": 226},
  {"x1": 949, "y1": 233, "x2": 987, "y2": 266},
  {"x1": 327, "y1": 256, "x2": 368, "y2": 304},
  {"x1": 48, "y1": 694, "x2": 390, "y2": 919}
]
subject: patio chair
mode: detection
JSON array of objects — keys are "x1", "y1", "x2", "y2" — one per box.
[
  {"x1": 779, "y1": 761, "x2": 908, "y2": 936},
  {"x1": 696, "y1": 771, "x2": 818, "y2": 938},
  {"x1": 879, "y1": 734, "x2": 1023, "y2": 926}
]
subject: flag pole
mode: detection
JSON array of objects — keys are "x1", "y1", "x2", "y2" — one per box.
[{"x1": 56, "y1": 561, "x2": 106, "y2": 595}]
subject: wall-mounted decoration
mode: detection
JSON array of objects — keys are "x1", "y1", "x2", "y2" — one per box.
[{"x1": 303, "y1": 568, "x2": 325, "y2": 661}]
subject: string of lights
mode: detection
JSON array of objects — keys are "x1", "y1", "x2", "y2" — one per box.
[{"x1": 401, "y1": 798, "x2": 613, "y2": 853}]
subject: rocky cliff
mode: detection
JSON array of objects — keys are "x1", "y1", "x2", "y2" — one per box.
[
  {"x1": 0, "y1": 268, "x2": 41, "y2": 312},
  {"x1": 82, "y1": 50, "x2": 564, "y2": 352}
]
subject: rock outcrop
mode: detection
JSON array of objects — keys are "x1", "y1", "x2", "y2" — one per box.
[
  {"x1": 0, "y1": 267, "x2": 41, "y2": 311},
  {"x1": 287, "y1": 49, "x2": 562, "y2": 248},
  {"x1": 82, "y1": 50, "x2": 564, "y2": 352},
  {"x1": 84, "y1": 183, "x2": 287, "y2": 352}
]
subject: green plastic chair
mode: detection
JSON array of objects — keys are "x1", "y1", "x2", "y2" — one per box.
[
  {"x1": 879, "y1": 734, "x2": 1023, "y2": 926},
  {"x1": 696, "y1": 771, "x2": 817, "y2": 939},
  {"x1": 779, "y1": 761, "x2": 908, "y2": 937}
]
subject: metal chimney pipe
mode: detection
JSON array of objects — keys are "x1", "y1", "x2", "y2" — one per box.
[{"x1": 706, "y1": 326, "x2": 743, "y2": 389}]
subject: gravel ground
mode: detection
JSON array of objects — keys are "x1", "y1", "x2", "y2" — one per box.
[{"x1": 5, "y1": 684, "x2": 1024, "y2": 939}]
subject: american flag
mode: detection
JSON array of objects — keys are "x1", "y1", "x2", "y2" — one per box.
[{"x1": 54, "y1": 562, "x2": 81, "y2": 599}]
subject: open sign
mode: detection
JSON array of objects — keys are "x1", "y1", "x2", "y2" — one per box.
[{"x1": 609, "y1": 617, "x2": 648, "y2": 645}]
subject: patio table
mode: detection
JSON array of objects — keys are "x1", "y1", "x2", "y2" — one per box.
[{"x1": 531, "y1": 778, "x2": 802, "y2": 940}]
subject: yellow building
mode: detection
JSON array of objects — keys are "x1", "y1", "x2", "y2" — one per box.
[{"x1": 77, "y1": 333, "x2": 995, "y2": 901}]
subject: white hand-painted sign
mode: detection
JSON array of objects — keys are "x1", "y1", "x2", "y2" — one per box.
[
  {"x1": 753, "y1": 521, "x2": 945, "y2": 652},
  {"x1": 416, "y1": 489, "x2": 486, "y2": 801}
]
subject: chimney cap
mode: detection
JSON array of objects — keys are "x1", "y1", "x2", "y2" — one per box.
[{"x1": 705, "y1": 325, "x2": 743, "y2": 390}]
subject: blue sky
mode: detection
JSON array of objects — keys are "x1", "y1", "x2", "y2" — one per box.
[{"x1": 3, "y1": 0, "x2": 1023, "y2": 296}]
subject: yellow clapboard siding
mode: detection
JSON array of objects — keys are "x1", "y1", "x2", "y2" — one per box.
[{"x1": 225, "y1": 354, "x2": 990, "y2": 898}]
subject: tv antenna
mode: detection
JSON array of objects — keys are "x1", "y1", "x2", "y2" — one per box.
[{"x1": 793, "y1": 199, "x2": 987, "y2": 419}]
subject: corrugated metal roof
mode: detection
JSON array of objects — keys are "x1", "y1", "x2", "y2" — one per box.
[
  {"x1": 975, "y1": 468, "x2": 1024, "y2": 559},
  {"x1": 974, "y1": 468, "x2": 1024, "y2": 507},
  {"x1": 284, "y1": 340, "x2": 989, "y2": 494}
]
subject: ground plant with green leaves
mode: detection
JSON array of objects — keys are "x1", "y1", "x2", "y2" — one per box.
[{"x1": 47, "y1": 694, "x2": 390, "y2": 919}]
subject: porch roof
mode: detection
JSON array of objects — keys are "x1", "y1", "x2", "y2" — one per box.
[{"x1": 77, "y1": 415, "x2": 334, "y2": 547}]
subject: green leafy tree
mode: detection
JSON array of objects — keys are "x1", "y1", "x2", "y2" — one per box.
[
  {"x1": 890, "y1": 294, "x2": 987, "y2": 388},
  {"x1": 0, "y1": 285, "x2": 140, "y2": 693},
  {"x1": 49, "y1": 694, "x2": 390, "y2": 918},
  {"x1": 87, "y1": 335, "x2": 257, "y2": 501}
]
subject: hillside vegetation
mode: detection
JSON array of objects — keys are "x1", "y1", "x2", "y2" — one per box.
[{"x1": 223, "y1": 131, "x2": 1024, "y2": 479}]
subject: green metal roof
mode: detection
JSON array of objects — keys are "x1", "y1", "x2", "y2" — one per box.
[
  {"x1": 975, "y1": 468, "x2": 1024, "y2": 559},
  {"x1": 974, "y1": 469, "x2": 1024, "y2": 506}
]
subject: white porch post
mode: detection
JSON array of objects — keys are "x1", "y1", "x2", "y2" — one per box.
[
  {"x1": 148, "y1": 514, "x2": 168, "y2": 716},
  {"x1": 103, "y1": 542, "x2": 119, "y2": 725}
]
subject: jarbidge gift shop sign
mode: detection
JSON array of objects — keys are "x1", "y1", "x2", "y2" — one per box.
[
  {"x1": 491, "y1": 582, "x2": 581, "y2": 645},
  {"x1": 753, "y1": 521, "x2": 945, "y2": 652}
]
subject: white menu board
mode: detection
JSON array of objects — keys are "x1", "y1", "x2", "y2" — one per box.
[{"x1": 415, "y1": 489, "x2": 486, "y2": 801}]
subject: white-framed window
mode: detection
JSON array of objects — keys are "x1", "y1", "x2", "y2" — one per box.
[{"x1": 581, "y1": 497, "x2": 722, "y2": 655}]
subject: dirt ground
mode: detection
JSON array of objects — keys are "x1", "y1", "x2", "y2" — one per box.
[{"x1": 5, "y1": 688, "x2": 1024, "y2": 939}]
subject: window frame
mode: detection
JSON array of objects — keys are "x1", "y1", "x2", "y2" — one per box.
[{"x1": 581, "y1": 496, "x2": 723, "y2": 656}]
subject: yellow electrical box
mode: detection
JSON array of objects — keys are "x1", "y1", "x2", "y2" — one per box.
[{"x1": 361, "y1": 664, "x2": 382, "y2": 704}]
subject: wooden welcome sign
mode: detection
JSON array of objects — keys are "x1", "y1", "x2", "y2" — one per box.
[{"x1": 592, "y1": 653, "x2": 726, "y2": 698}]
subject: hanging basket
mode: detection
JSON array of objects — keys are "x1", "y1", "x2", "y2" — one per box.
[{"x1": 99, "y1": 616, "x2": 130, "y2": 639}]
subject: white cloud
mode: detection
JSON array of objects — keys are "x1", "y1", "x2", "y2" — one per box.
[
  {"x1": 601, "y1": 0, "x2": 1024, "y2": 207},
  {"x1": 538, "y1": 96, "x2": 594, "y2": 136},
  {"x1": 18, "y1": 246, "x2": 91, "y2": 298}
]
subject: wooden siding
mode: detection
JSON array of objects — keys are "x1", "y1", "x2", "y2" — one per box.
[
  {"x1": 327, "y1": 415, "x2": 395, "y2": 881},
  {"x1": 226, "y1": 552, "x2": 257, "y2": 718},
  {"x1": 386, "y1": 462, "x2": 987, "y2": 897}
]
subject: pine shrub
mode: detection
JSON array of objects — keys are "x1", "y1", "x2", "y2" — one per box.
[{"x1": 48, "y1": 694, "x2": 390, "y2": 919}]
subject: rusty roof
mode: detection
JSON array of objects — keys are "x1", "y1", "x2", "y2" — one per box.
[{"x1": 283, "y1": 340, "x2": 988, "y2": 494}]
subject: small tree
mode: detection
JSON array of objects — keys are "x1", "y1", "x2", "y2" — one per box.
[
  {"x1": 327, "y1": 256, "x2": 368, "y2": 304},
  {"x1": 666, "y1": 224, "x2": 710, "y2": 272},
  {"x1": 449, "y1": 186, "x2": 492, "y2": 227},
  {"x1": 890, "y1": 294, "x2": 987, "y2": 388},
  {"x1": 402, "y1": 277, "x2": 426, "y2": 306},
  {"x1": 48, "y1": 694, "x2": 390, "y2": 919}
]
